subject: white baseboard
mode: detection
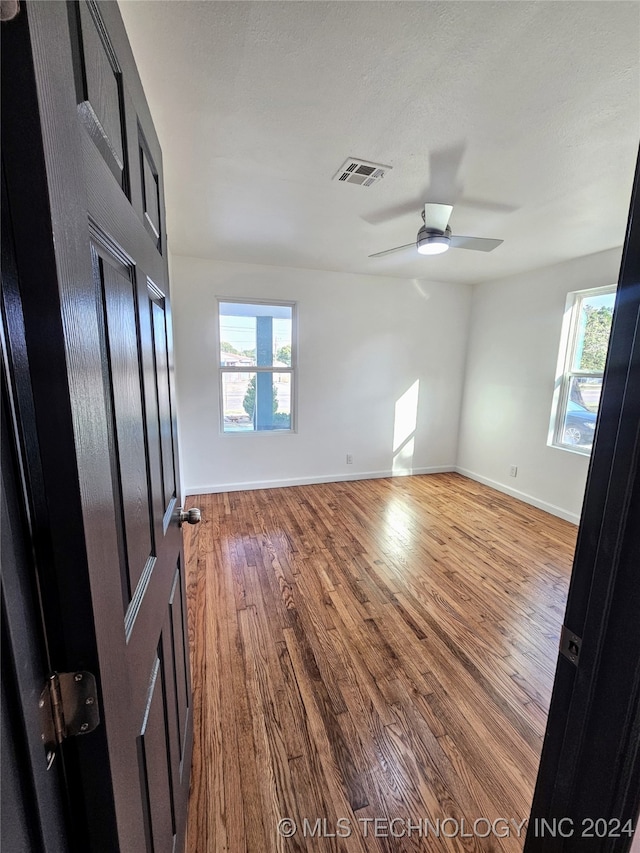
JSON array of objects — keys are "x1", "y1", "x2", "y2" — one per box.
[
  {"x1": 455, "y1": 467, "x2": 580, "y2": 525},
  {"x1": 184, "y1": 465, "x2": 581, "y2": 525},
  {"x1": 183, "y1": 465, "x2": 455, "y2": 496}
]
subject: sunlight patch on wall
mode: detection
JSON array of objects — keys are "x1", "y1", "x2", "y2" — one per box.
[
  {"x1": 392, "y1": 379, "x2": 420, "y2": 474},
  {"x1": 392, "y1": 437, "x2": 416, "y2": 475}
]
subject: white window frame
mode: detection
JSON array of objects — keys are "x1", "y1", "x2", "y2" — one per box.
[
  {"x1": 216, "y1": 297, "x2": 297, "y2": 435},
  {"x1": 549, "y1": 284, "x2": 616, "y2": 455}
]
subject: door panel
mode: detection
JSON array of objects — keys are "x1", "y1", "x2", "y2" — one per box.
[
  {"x1": 93, "y1": 244, "x2": 154, "y2": 602},
  {"x1": 137, "y1": 570, "x2": 191, "y2": 853},
  {"x1": 138, "y1": 653, "x2": 176, "y2": 853},
  {"x1": 149, "y1": 286, "x2": 178, "y2": 516},
  {"x1": 70, "y1": 0, "x2": 128, "y2": 189},
  {"x1": 140, "y1": 137, "x2": 162, "y2": 249},
  {"x1": 167, "y1": 562, "x2": 190, "y2": 766}
]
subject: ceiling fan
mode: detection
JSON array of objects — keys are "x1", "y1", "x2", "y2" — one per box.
[{"x1": 368, "y1": 203, "x2": 503, "y2": 258}]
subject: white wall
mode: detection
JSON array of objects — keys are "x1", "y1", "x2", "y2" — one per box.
[
  {"x1": 171, "y1": 255, "x2": 472, "y2": 494},
  {"x1": 456, "y1": 248, "x2": 622, "y2": 523}
]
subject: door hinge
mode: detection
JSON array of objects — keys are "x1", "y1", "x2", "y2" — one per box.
[
  {"x1": 39, "y1": 672, "x2": 100, "y2": 770},
  {"x1": 560, "y1": 625, "x2": 582, "y2": 666}
]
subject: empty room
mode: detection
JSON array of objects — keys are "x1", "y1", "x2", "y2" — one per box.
[{"x1": 1, "y1": 2, "x2": 639, "y2": 853}]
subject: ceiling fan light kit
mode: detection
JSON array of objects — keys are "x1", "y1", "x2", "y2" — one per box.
[{"x1": 417, "y1": 225, "x2": 451, "y2": 255}]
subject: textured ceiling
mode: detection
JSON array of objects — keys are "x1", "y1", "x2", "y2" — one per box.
[{"x1": 118, "y1": 1, "x2": 639, "y2": 284}]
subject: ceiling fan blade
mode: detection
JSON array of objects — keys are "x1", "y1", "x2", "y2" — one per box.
[
  {"x1": 449, "y1": 235, "x2": 503, "y2": 252},
  {"x1": 424, "y1": 203, "x2": 453, "y2": 232},
  {"x1": 368, "y1": 243, "x2": 416, "y2": 259},
  {"x1": 457, "y1": 196, "x2": 518, "y2": 214},
  {"x1": 362, "y1": 198, "x2": 422, "y2": 225},
  {"x1": 363, "y1": 144, "x2": 467, "y2": 226},
  {"x1": 427, "y1": 143, "x2": 466, "y2": 202}
]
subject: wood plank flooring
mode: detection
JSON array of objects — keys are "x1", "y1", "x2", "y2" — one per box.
[{"x1": 183, "y1": 473, "x2": 577, "y2": 852}]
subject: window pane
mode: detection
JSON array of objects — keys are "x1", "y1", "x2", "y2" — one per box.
[
  {"x1": 559, "y1": 376, "x2": 601, "y2": 449},
  {"x1": 222, "y1": 371, "x2": 291, "y2": 432},
  {"x1": 572, "y1": 291, "x2": 615, "y2": 372},
  {"x1": 219, "y1": 302, "x2": 292, "y2": 368},
  {"x1": 219, "y1": 311, "x2": 256, "y2": 367},
  {"x1": 570, "y1": 374, "x2": 603, "y2": 413}
]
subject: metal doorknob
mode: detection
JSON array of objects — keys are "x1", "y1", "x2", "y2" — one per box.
[{"x1": 178, "y1": 507, "x2": 201, "y2": 526}]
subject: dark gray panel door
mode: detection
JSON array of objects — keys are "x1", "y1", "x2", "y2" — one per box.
[{"x1": 1, "y1": 2, "x2": 193, "y2": 851}]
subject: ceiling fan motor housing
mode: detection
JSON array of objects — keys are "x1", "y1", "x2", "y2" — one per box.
[{"x1": 417, "y1": 224, "x2": 452, "y2": 254}]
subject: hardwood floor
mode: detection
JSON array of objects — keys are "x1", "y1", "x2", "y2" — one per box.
[{"x1": 183, "y1": 473, "x2": 577, "y2": 852}]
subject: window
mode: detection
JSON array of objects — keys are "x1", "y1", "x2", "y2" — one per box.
[
  {"x1": 550, "y1": 285, "x2": 616, "y2": 453},
  {"x1": 218, "y1": 299, "x2": 295, "y2": 433}
]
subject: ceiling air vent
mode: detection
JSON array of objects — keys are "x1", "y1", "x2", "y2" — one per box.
[{"x1": 333, "y1": 158, "x2": 391, "y2": 187}]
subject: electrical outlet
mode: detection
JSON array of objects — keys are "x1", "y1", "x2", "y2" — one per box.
[
  {"x1": 509, "y1": 465, "x2": 518, "y2": 477},
  {"x1": 346, "y1": 454, "x2": 353, "y2": 465}
]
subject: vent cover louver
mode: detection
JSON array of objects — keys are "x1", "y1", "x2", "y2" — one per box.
[{"x1": 333, "y1": 158, "x2": 391, "y2": 187}]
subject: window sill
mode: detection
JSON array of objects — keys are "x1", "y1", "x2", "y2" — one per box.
[
  {"x1": 220, "y1": 428, "x2": 297, "y2": 436},
  {"x1": 548, "y1": 441, "x2": 592, "y2": 457}
]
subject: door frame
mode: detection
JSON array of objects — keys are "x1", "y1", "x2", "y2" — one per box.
[
  {"x1": 1, "y1": 191, "x2": 70, "y2": 852},
  {"x1": 526, "y1": 149, "x2": 640, "y2": 850}
]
